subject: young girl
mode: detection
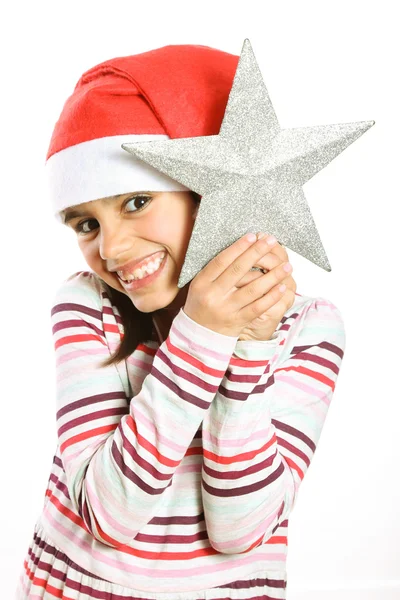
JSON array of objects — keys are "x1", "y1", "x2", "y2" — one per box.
[{"x1": 16, "y1": 43, "x2": 346, "y2": 599}]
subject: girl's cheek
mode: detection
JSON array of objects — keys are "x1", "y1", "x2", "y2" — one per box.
[{"x1": 78, "y1": 241, "x2": 96, "y2": 267}]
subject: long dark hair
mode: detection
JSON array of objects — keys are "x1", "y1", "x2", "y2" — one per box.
[{"x1": 100, "y1": 191, "x2": 201, "y2": 368}]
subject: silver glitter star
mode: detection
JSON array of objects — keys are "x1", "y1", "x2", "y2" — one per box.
[{"x1": 122, "y1": 39, "x2": 374, "y2": 288}]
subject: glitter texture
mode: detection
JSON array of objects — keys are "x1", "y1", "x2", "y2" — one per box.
[{"x1": 122, "y1": 39, "x2": 375, "y2": 288}]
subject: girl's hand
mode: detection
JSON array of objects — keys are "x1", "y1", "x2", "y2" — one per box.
[
  {"x1": 183, "y1": 232, "x2": 292, "y2": 338},
  {"x1": 235, "y1": 234, "x2": 297, "y2": 342}
]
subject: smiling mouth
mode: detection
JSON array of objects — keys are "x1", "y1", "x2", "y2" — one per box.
[
  {"x1": 115, "y1": 252, "x2": 168, "y2": 288},
  {"x1": 116, "y1": 252, "x2": 167, "y2": 282}
]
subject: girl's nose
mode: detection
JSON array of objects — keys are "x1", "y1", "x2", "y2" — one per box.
[{"x1": 99, "y1": 223, "x2": 133, "y2": 261}]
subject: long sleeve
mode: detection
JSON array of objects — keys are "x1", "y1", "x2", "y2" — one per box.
[
  {"x1": 200, "y1": 293, "x2": 345, "y2": 554},
  {"x1": 51, "y1": 272, "x2": 238, "y2": 549}
]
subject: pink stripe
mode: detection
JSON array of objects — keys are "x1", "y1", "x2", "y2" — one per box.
[
  {"x1": 172, "y1": 319, "x2": 233, "y2": 363},
  {"x1": 202, "y1": 426, "x2": 274, "y2": 448},
  {"x1": 85, "y1": 476, "x2": 136, "y2": 538},
  {"x1": 107, "y1": 340, "x2": 120, "y2": 351},
  {"x1": 315, "y1": 299, "x2": 335, "y2": 308},
  {"x1": 18, "y1": 572, "x2": 31, "y2": 597},
  {"x1": 175, "y1": 463, "x2": 202, "y2": 475},
  {"x1": 276, "y1": 373, "x2": 331, "y2": 405},
  {"x1": 56, "y1": 347, "x2": 108, "y2": 367},
  {"x1": 126, "y1": 356, "x2": 153, "y2": 371},
  {"x1": 215, "y1": 503, "x2": 282, "y2": 552},
  {"x1": 62, "y1": 437, "x2": 104, "y2": 464},
  {"x1": 133, "y1": 405, "x2": 191, "y2": 454},
  {"x1": 295, "y1": 298, "x2": 337, "y2": 326},
  {"x1": 226, "y1": 487, "x2": 285, "y2": 533}
]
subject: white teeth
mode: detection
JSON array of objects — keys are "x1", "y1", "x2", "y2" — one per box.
[
  {"x1": 117, "y1": 253, "x2": 165, "y2": 282},
  {"x1": 144, "y1": 262, "x2": 158, "y2": 274}
]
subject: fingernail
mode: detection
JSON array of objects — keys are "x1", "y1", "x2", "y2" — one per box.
[
  {"x1": 267, "y1": 235, "x2": 277, "y2": 245},
  {"x1": 246, "y1": 233, "x2": 257, "y2": 242},
  {"x1": 256, "y1": 232, "x2": 267, "y2": 240},
  {"x1": 283, "y1": 262, "x2": 292, "y2": 272}
]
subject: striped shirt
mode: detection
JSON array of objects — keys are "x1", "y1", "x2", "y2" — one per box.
[{"x1": 16, "y1": 270, "x2": 345, "y2": 599}]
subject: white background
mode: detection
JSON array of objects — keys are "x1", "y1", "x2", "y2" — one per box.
[{"x1": 1, "y1": 1, "x2": 399, "y2": 598}]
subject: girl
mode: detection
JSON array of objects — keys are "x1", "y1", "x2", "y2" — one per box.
[{"x1": 16, "y1": 43, "x2": 346, "y2": 599}]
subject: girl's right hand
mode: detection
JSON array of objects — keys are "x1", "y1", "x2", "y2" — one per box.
[{"x1": 183, "y1": 233, "x2": 291, "y2": 337}]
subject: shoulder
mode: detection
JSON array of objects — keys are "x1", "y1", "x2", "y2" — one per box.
[
  {"x1": 50, "y1": 270, "x2": 109, "y2": 312},
  {"x1": 286, "y1": 291, "x2": 345, "y2": 322},
  {"x1": 280, "y1": 291, "x2": 346, "y2": 349}
]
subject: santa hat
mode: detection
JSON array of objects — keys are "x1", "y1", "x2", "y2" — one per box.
[{"x1": 46, "y1": 44, "x2": 239, "y2": 222}]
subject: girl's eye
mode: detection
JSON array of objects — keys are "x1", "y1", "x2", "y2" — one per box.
[
  {"x1": 125, "y1": 194, "x2": 152, "y2": 213},
  {"x1": 75, "y1": 194, "x2": 152, "y2": 234}
]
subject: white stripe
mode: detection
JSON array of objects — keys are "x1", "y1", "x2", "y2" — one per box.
[{"x1": 46, "y1": 134, "x2": 190, "y2": 222}]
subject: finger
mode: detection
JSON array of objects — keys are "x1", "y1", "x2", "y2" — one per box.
[
  {"x1": 237, "y1": 251, "x2": 296, "y2": 291},
  {"x1": 266, "y1": 241, "x2": 289, "y2": 263},
  {"x1": 202, "y1": 233, "x2": 262, "y2": 284},
  {"x1": 281, "y1": 287, "x2": 296, "y2": 312},
  {"x1": 216, "y1": 233, "x2": 278, "y2": 292},
  {"x1": 253, "y1": 280, "x2": 296, "y2": 320},
  {"x1": 235, "y1": 252, "x2": 281, "y2": 289},
  {"x1": 251, "y1": 240, "x2": 288, "y2": 270},
  {"x1": 236, "y1": 260, "x2": 291, "y2": 316},
  {"x1": 255, "y1": 277, "x2": 296, "y2": 317},
  {"x1": 252, "y1": 251, "x2": 281, "y2": 271},
  {"x1": 281, "y1": 273, "x2": 297, "y2": 293}
]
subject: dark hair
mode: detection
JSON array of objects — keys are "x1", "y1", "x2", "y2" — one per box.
[{"x1": 99, "y1": 191, "x2": 201, "y2": 368}]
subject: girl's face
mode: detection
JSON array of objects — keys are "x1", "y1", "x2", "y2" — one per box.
[{"x1": 62, "y1": 191, "x2": 198, "y2": 314}]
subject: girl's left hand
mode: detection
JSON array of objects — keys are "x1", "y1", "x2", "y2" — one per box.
[{"x1": 235, "y1": 237, "x2": 297, "y2": 342}]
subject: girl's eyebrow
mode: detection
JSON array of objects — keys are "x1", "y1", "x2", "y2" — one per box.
[
  {"x1": 63, "y1": 196, "x2": 118, "y2": 224},
  {"x1": 63, "y1": 208, "x2": 87, "y2": 225}
]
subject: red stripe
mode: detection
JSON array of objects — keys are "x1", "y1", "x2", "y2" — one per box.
[
  {"x1": 165, "y1": 335, "x2": 226, "y2": 378},
  {"x1": 136, "y1": 343, "x2": 157, "y2": 356},
  {"x1": 278, "y1": 436, "x2": 310, "y2": 468},
  {"x1": 203, "y1": 432, "x2": 277, "y2": 465},
  {"x1": 126, "y1": 415, "x2": 181, "y2": 468},
  {"x1": 184, "y1": 446, "x2": 203, "y2": 457},
  {"x1": 22, "y1": 561, "x2": 75, "y2": 600},
  {"x1": 91, "y1": 509, "x2": 123, "y2": 548},
  {"x1": 55, "y1": 333, "x2": 106, "y2": 350},
  {"x1": 230, "y1": 356, "x2": 270, "y2": 368},
  {"x1": 60, "y1": 424, "x2": 116, "y2": 453},
  {"x1": 245, "y1": 532, "x2": 265, "y2": 552},
  {"x1": 283, "y1": 455, "x2": 304, "y2": 480},
  {"x1": 49, "y1": 490, "x2": 87, "y2": 528},
  {"x1": 266, "y1": 535, "x2": 288, "y2": 545},
  {"x1": 104, "y1": 323, "x2": 120, "y2": 334},
  {"x1": 276, "y1": 364, "x2": 336, "y2": 390}
]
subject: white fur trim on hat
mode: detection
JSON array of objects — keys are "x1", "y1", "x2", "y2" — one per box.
[{"x1": 46, "y1": 134, "x2": 190, "y2": 222}]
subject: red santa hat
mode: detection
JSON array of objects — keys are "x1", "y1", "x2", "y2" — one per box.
[{"x1": 46, "y1": 44, "x2": 239, "y2": 222}]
